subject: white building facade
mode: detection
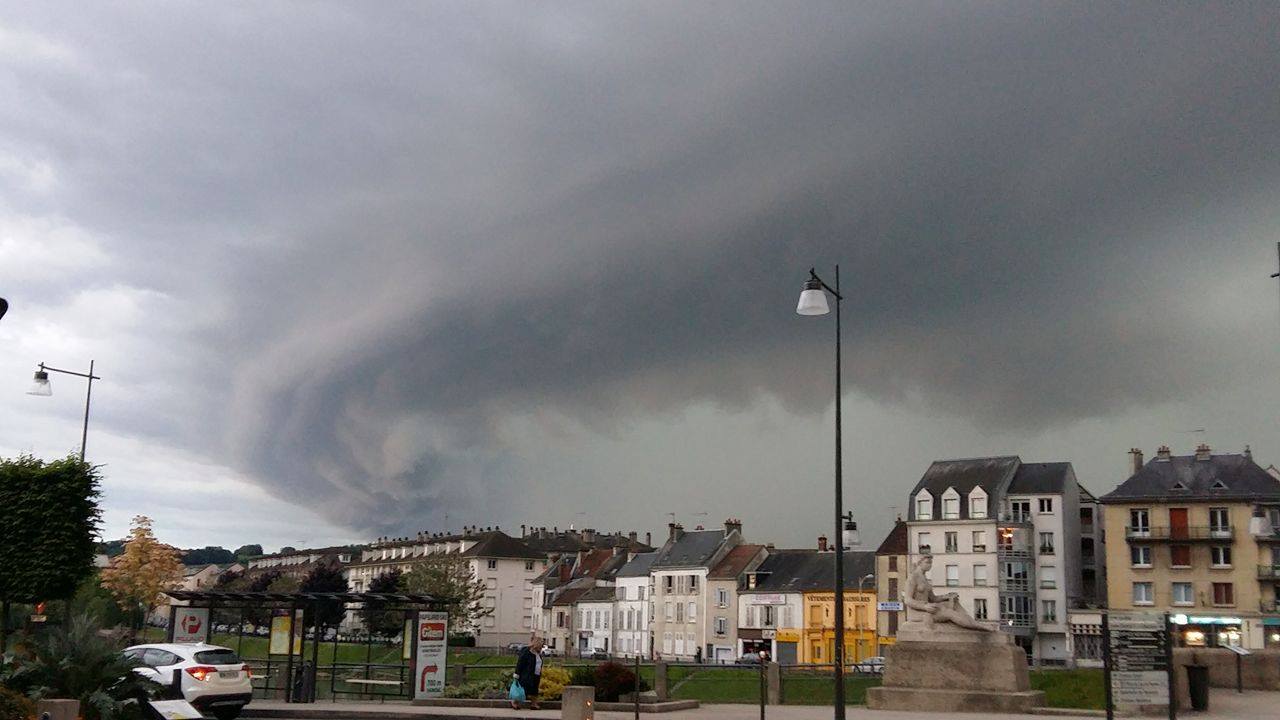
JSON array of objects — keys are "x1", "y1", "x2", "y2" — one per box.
[{"x1": 615, "y1": 552, "x2": 657, "y2": 658}]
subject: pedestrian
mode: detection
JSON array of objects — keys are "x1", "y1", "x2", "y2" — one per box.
[
  {"x1": 512, "y1": 635, "x2": 545, "y2": 710},
  {"x1": 694, "y1": 646, "x2": 702, "y2": 664}
]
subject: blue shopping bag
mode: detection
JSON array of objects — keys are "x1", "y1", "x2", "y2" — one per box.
[{"x1": 509, "y1": 678, "x2": 527, "y2": 702}]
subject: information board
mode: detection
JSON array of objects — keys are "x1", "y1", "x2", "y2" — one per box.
[
  {"x1": 414, "y1": 611, "x2": 449, "y2": 699},
  {"x1": 1105, "y1": 612, "x2": 1171, "y2": 716},
  {"x1": 172, "y1": 608, "x2": 209, "y2": 644}
]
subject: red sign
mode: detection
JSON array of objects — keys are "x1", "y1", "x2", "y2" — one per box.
[{"x1": 420, "y1": 622, "x2": 446, "y2": 642}]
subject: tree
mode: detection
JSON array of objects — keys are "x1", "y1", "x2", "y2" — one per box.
[
  {"x1": 361, "y1": 570, "x2": 404, "y2": 637},
  {"x1": 99, "y1": 516, "x2": 183, "y2": 637},
  {"x1": 0, "y1": 454, "x2": 102, "y2": 652},
  {"x1": 181, "y1": 546, "x2": 234, "y2": 566},
  {"x1": 233, "y1": 544, "x2": 263, "y2": 560},
  {"x1": 299, "y1": 564, "x2": 348, "y2": 630},
  {"x1": 401, "y1": 555, "x2": 489, "y2": 636},
  {"x1": 278, "y1": 546, "x2": 297, "y2": 554}
]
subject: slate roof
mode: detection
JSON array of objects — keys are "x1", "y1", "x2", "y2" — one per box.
[
  {"x1": 551, "y1": 585, "x2": 593, "y2": 607},
  {"x1": 652, "y1": 530, "x2": 731, "y2": 569},
  {"x1": 459, "y1": 531, "x2": 545, "y2": 560},
  {"x1": 908, "y1": 457, "x2": 1020, "y2": 521},
  {"x1": 1100, "y1": 452, "x2": 1280, "y2": 502},
  {"x1": 740, "y1": 550, "x2": 876, "y2": 594},
  {"x1": 617, "y1": 552, "x2": 658, "y2": 578},
  {"x1": 875, "y1": 520, "x2": 909, "y2": 556},
  {"x1": 709, "y1": 544, "x2": 765, "y2": 579},
  {"x1": 575, "y1": 586, "x2": 618, "y2": 604},
  {"x1": 1009, "y1": 462, "x2": 1073, "y2": 494}
]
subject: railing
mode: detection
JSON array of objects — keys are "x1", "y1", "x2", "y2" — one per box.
[
  {"x1": 1257, "y1": 565, "x2": 1280, "y2": 580},
  {"x1": 1000, "y1": 578, "x2": 1031, "y2": 592},
  {"x1": 998, "y1": 514, "x2": 1033, "y2": 525},
  {"x1": 997, "y1": 546, "x2": 1032, "y2": 559},
  {"x1": 1125, "y1": 526, "x2": 1234, "y2": 541},
  {"x1": 1000, "y1": 612, "x2": 1034, "y2": 628},
  {"x1": 1039, "y1": 546, "x2": 1055, "y2": 555}
]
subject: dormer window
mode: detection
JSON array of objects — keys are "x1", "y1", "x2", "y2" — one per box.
[
  {"x1": 915, "y1": 490, "x2": 934, "y2": 520},
  {"x1": 1170, "y1": 482, "x2": 1187, "y2": 491},
  {"x1": 1211, "y1": 481, "x2": 1228, "y2": 490},
  {"x1": 969, "y1": 489, "x2": 988, "y2": 519},
  {"x1": 941, "y1": 488, "x2": 960, "y2": 520}
]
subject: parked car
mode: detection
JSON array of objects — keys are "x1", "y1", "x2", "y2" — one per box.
[
  {"x1": 506, "y1": 643, "x2": 526, "y2": 654},
  {"x1": 735, "y1": 653, "x2": 762, "y2": 665},
  {"x1": 540, "y1": 646, "x2": 558, "y2": 657},
  {"x1": 123, "y1": 643, "x2": 252, "y2": 720},
  {"x1": 852, "y1": 656, "x2": 885, "y2": 675}
]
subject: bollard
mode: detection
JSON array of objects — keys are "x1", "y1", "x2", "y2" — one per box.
[
  {"x1": 36, "y1": 700, "x2": 79, "y2": 720},
  {"x1": 561, "y1": 685, "x2": 595, "y2": 720},
  {"x1": 766, "y1": 662, "x2": 781, "y2": 705},
  {"x1": 653, "y1": 660, "x2": 668, "y2": 701}
]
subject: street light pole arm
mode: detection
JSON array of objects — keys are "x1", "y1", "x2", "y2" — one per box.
[
  {"x1": 808, "y1": 269, "x2": 844, "y2": 301},
  {"x1": 37, "y1": 362, "x2": 101, "y2": 380}
]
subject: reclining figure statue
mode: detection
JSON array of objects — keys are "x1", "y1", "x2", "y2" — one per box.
[{"x1": 902, "y1": 555, "x2": 994, "y2": 632}]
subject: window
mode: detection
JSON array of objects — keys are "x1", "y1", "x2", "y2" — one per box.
[
  {"x1": 1130, "y1": 509, "x2": 1150, "y2": 535},
  {"x1": 714, "y1": 617, "x2": 727, "y2": 634},
  {"x1": 888, "y1": 556, "x2": 897, "y2": 571},
  {"x1": 717, "y1": 589, "x2": 729, "y2": 607},
  {"x1": 972, "y1": 531, "x2": 986, "y2": 552},
  {"x1": 943, "y1": 496, "x2": 959, "y2": 520},
  {"x1": 690, "y1": 575, "x2": 699, "y2": 592},
  {"x1": 525, "y1": 561, "x2": 534, "y2": 571},
  {"x1": 664, "y1": 576, "x2": 674, "y2": 591},
  {"x1": 970, "y1": 495, "x2": 987, "y2": 519},
  {"x1": 1211, "y1": 546, "x2": 1232, "y2": 568},
  {"x1": 639, "y1": 587, "x2": 646, "y2": 600},
  {"x1": 945, "y1": 565, "x2": 959, "y2": 587},
  {"x1": 1009, "y1": 500, "x2": 1031, "y2": 522},
  {"x1": 487, "y1": 559, "x2": 497, "y2": 570},
  {"x1": 1172, "y1": 582, "x2": 1194, "y2": 606},
  {"x1": 888, "y1": 577, "x2": 898, "y2": 597},
  {"x1": 1133, "y1": 582, "x2": 1154, "y2": 605},
  {"x1": 1209, "y1": 508, "x2": 1230, "y2": 536},
  {"x1": 1042, "y1": 600, "x2": 1057, "y2": 623},
  {"x1": 916, "y1": 496, "x2": 932, "y2": 519},
  {"x1": 1038, "y1": 498, "x2": 1053, "y2": 514},
  {"x1": 485, "y1": 578, "x2": 497, "y2": 589},
  {"x1": 1039, "y1": 532, "x2": 1055, "y2": 555},
  {"x1": 746, "y1": 605, "x2": 757, "y2": 626},
  {"x1": 761, "y1": 605, "x2": 776, "y2": 628},
  {"x1": 665, "y1": 602, "x2": 673, "y2": 621},
  {"x1": 973, "y1": 564, "x2": 988, "y2": 587},
  {"x1": 675, "y1": 603, "x2": 684, "y2": 622},
  {"x1": 973, "y1": 598, "x2": 988, "y2": 620},
  {"x1": 662, "y1": 632, "x2": 672, "y2": 654},
  {"x1": 687, "y1": 602, "x2": 696, "y2": 621},
  {"x1": 918, "y1": 532, "x2": 931, "y2": 554},
  {"x1": 1171, "y1": 545, "x2": 1191, "y2": 567},
  {"x1": 1040, "y1": 566, "x2": 1057, "y2": 589},
  {"x1": 1131, "y1": 545, "x2": 1151, "y2": 567},
  {"x1": 1212, "y1": 582, "x2": 1234, "y2": 606},
  {"x1": 945, "y1": 532, "x2": 958, "y2": 553}
]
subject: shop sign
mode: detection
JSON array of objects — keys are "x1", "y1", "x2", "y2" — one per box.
[
  {"x1": 414, "y1": 611, "x2": 448, "y2": 699},
  {"x1": 877, "y1": 601, "x2": 903, "y2": 612},
  {"x1": 762, "y1": 629, "x2": 776, "y2": 639},
  {"x1": 775, "y1": 630, "x2": 800, "y2": 642},
  {"x1": 1169, "y1": 614, "x2": 1243, "y2": 625},
  {"x1": 754, "y1": 594, "x2": 787, "y2": 605}
]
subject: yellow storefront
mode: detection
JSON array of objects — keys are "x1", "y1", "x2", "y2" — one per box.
[{"x1": 801, "y1": 591, "x2": 877, "y2": 664}]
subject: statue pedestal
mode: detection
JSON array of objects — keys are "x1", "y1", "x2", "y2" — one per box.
[{"x1": 866, "y1": 632, "x2": 1044, "y2": 713}]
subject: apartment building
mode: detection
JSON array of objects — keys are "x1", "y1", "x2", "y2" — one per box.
[
  {"x1": 738, "y1": 551, "x2": 808, "y2": 663},
  {"x1": 704, "y1": 544, "x2": 768, "y2": 662},
  {"x1": 246, "y1": 545, "x2": 358, "y2": 580},
  {"x1": 532, "y1": 546, "x2": 631, "y2": 654},
  {"x1": 615, "y1": 552, "x2": 657, "y2": 658},
  {"x1": 907, "y1": 456, "x2": 1095, "y2": 663},
  {"x1": 345, "y1": 528, "x2": 548, "y2": 647},
  {"x1": 874, "y1": 520, "x2": 909, "y2": 654},
  {"x1": 650, "y1": 520, "x2": 745, "y2": 661},
  {"x1": 576, "y1": 587, "x2": 617, "y2": 655},
  {"x1": 1100, "y1": 444, "x2": 1280, "y2": 649}
]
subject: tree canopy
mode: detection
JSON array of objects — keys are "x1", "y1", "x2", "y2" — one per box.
[
  {"x1": 233, "y1": 544, "x2": 264, "y2": 559},
  {"x1": 402, "y1": 555, "x2": 487, "y2": 636},
  {"x1": 99, "y1": 515, "x2": 184, "y2": 631},
  {"x1": 361, "y1": 570, "x2": 405, "y2": 637},
  {"x1": 299, "y1": 564, "x2": 348, "y2": 629},
  {"x1": 181, "y1": 546, "x2": 235, "y2": 566}
]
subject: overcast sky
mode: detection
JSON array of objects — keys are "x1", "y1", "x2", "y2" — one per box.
[{"x1": 3, "y1": 3, "x2": 1280, "y2": 553}]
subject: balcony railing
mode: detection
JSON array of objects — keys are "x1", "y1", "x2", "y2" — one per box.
[
  {"x1": 997, "y1": 546, "x2": 1032, "y2": 559},
  {"x1": 1258, "y1": 565, "x2": 1280, "y2": 580},
  {"x1": 1000, "y1": 578, "x2": 1031, "y2": 592},
  {"x1": 1125, "y1": 526, "x2": 1234, "y2": 541},
  {"x1": 1000, "y1": 611, "x2": 1034, "y2": 628},
  {"x1": 999, "y1": 513, "x2": 1034, "y2": 525}
]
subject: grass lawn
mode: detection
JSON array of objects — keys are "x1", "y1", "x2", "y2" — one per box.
[
  {"x1": 670, "y1": 668, "x2": 764, "y2": 704},
  {"x1": 1029, "y1": 668, "x2": 1105, "y2": 710}
]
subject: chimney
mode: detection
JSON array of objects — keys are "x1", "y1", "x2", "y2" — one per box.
[
  {"x1": 1156, "y1": 445, "x2": 1172, "y2": 461},
  {"x1": 1128, "y1": 448, "x2": 1144, "y2": 476},
  {"x1": 1195, "y1": 443, "x2": 1211, "y2": 461},
  {"x1": 583, "y1": 528, "x2": 597, "y2": 544},
  {"x1": 628, "y1": 531, "x2": 637, "y2": 543},
  {"x1": 645, "y1": 532, "x2": 652, "y2": 546},
  {"x1": 818, "y1": 535, "x2": 829, "y2": 552},
  {"x1": 559, "y1": 561, "x2": 571, "y2": 582},
  {"x1": 1244, "y1": 444, "x2": 1253, "y2": 461},
  {"x1": 724, "y1": 518, "x2": 743, "y2": 537},
  {"x1": 521, "y1": 524, "x2": 527, "y2": 538},
  {"x1": 669, "y1": 523, "x2": 685, "y2": 542}
]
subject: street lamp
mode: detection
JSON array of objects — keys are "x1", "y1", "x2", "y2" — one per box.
[
  {"x1": 795, "y1": 266, "x2": 849, "y2": 719},
  {"x1": 27, "y1": 361, "x2": 100, "y2": 461}
]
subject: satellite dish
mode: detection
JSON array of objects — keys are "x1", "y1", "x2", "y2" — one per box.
[{"x1": 0, "y1": 297, "x2": 7, "y2": 321}]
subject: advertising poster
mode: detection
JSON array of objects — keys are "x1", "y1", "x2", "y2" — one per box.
[
  {"x1": 403, "y1": 618, "x2": 413, "y2": 661},
  {"x1": 414, "y1": 611, "x2": 449, "y2": 699},
  {"x1": 172, "y1": 608, "x2": 209, "y2": 643},
  {"x1": 269, "y1": 612, "x2": 292, "y2": 655}
]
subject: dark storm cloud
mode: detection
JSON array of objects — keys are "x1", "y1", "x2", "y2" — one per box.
[{"x1": 4, "y1": 2, "x2": 1280, "y2": 533}]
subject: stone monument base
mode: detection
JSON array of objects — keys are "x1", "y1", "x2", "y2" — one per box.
[{"x1": 865, "y1": 636, "x2": 1044, "y2": 714}]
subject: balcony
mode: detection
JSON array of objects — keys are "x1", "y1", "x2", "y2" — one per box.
[
  {"x1": 1258, "y1": 565, "x2": 1280, "y2": 580},
  {"x1": 1125, "y1": 526, "x2": 1234, "y2": 542},
  {"x1": 997, "y1": 545, "x2": 1032, "y2": 559},
  {"x1": 1256, "y1": 532, "x2": 1280, "y2": 544},
  {"x1": 998, "y1": 513, "x2": 1034, "y2": 526},
  {"x1": 1000, "y1": 577, "x2": 1032, "y2": 593}
]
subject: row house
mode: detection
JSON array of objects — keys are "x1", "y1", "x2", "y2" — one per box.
[
  {"x1": 615, "y1": 552, "x2": 657, "y2": 658},
  {"x1": 874, "y1": 520, "x2": 909, "y2": 655},
  {"x1": 345, "y1": 528, "x2": 549, "y2": 647},
  {"x1": 1101, "y1": 444, "x2": 1280, "y2": 649},
  {"x1": 907, "y1": 456, "x2": 1096, "y2": 664},
  {"x1": 650, "y1": 520, "x2": 748, "y2": 662},
  {"x1": 532, "y1": 545, "x2": 633, "y2": 655},
  {"x1": 738, "y1": 546, "x2": 877, "y2": 664},
  {"x1": 245, "y1": 545, "x2": 359, "y2": 580}
]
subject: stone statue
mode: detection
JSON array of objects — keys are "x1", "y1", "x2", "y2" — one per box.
[{"x1": 902, "y1": 555, "x2": 993, "y2": 632}]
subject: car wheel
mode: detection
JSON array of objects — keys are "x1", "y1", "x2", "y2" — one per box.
[{"x1": 212, "y1": 708, "x2": 241, "y2": 720}]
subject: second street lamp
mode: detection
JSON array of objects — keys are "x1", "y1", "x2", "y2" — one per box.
[
  {"x1": 27, "y1": 360, "x2": 100, "y2": 462},
  {"x1": 796, "y1": 266, "x2": 849, "y2": 719}
]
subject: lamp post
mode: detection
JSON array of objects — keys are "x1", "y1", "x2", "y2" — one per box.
[
  {"x1": 27, "y1": 360, "x2": 100, "y2": 462},
  {"x1": 796, "y1": 266, "x2": 848, "y2": 718}
]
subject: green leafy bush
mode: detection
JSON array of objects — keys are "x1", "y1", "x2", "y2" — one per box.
[
  {"x1": 0, "y1": 687, "x2": 34, "y2": 720},
  {"x1": 568, "y1": 666, "x2": 595, "y2": 687},
  {"x1": 441, "y1": 679, "x2": 504, "y2": 699},
  {"x1": 537, "y1": 666, "x2": 571, "y2": 700}
]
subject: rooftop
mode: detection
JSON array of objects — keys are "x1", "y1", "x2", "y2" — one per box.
[
  {"x1": 1101, "y1": 449, "x2": 1280, "y2": 502},
  {"x1": 709, "y1": 544, "x2": 766, "y2": 579},
  {"x1": 652, "y1": 529, "x2": 733, "y2": 569}
]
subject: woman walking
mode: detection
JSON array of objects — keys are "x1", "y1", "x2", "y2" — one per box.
[{"x1": 512, "y1": 636, "x2": 545, "y2": 710}]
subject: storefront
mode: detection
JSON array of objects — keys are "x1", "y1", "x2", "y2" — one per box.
[
  {"x1": 739, "y1": 629, "x2": 772, "y2": 658},
  {"x1": 1264, "y1": 619, "x2": 1280, "y2": 649},
  {"x1": 1170, "y1": 614, "x2": 1243, "y2": 648}
]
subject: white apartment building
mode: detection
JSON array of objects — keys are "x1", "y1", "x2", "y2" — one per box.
[
  {"x1": 907, "y1": 457, "x2": 1094, "y2": 664},
  {"x1": 737, "y1": 551, "x2": 806, "y2": 663},
  {"x1": 615, "y1": 552, "x2": 657, "y2": 658},
  {"x1": 345, "y1": 528, "x2": 548, "y2": 647},
  {"x1": 576, "y1": 587, "x2": 616, "y2": 655},
  {"x1": 650, "y1": 520, "x2": 744, "y2": 661}
]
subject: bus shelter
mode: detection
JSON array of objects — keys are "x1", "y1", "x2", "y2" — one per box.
[{"x1": 161, "y1": 590, "x2": 452, "y2": 703}]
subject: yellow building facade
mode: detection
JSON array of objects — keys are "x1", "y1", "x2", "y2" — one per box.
[{"x1": 801, "y1": 590, "x2": 877, "y2": 664}]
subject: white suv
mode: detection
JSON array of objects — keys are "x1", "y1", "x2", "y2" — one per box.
[{"x1": 124, "y1": 643, "x2": 252, "y2": 720}]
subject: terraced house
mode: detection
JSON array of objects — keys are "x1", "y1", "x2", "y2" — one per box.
[
  {"x1": 650, "y1": 520, "x2": 746, "y2": 662},
  {"x1": 1101, "y1": 444, "x2": 1280, "y2": 649}
]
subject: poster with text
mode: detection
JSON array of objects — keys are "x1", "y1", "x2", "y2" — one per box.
[
  {"x1": 414, "y1": 612, "x2": 448, "y2": 699},
  {"x1": 172, "y1": 608, "x2": 209, "y2": 644},
  {"x1": 269, "y1": 613, "x2": 292, "y2": 655}
]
